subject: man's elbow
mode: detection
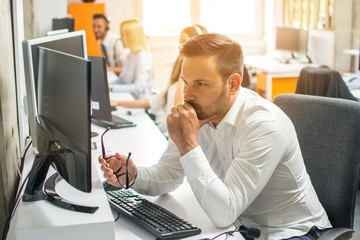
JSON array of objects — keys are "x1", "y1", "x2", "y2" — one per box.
[{"x1": 210, "y1": 216, "x2": 234, "y2": 229}]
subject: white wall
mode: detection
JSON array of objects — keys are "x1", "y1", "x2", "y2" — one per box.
[
  {"x1": 34, "y1": 0, "x2": 68, "y2": 37},
  {"x1": 333, "y1": 0, "x2": 353, "y2": 74}
]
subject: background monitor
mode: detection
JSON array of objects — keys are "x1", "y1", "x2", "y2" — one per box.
[
  {"x1": 307, "y1": 29, "x2": 335, "y2": 68},
  {"x1": 88, "y1": 55, "x2": 136, "y2": 129},
  {"x1": 23, "y1": 46, "x2": 96, "y2": 213},
  {"x1": 52, "y1": 17, "x2": 75, "y2": 32},
  {"x1": 88, "y1": 55, "x2": 112, "y2": 122},
  {"x1": 22, "y1": 30, "x2": 87, "y2": 148},
  {"x1": 275, "y1": 27, "x2": 308, "y2": 60}
]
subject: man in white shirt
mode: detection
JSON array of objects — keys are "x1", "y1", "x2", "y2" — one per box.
[
  {"x1": 99, "y1": 33, "x2": 332, "y2": 240},
  {"x1": 93, "y1": 13, "x2": 129, "y2": 75}
]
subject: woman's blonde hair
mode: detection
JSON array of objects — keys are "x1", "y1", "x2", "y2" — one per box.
[
  {"x1": 121, "y1": 19, "x2": 148, "y2": 52},
  {"x1": 163, "y1": 24, "x2": 208, "y2": 107}
]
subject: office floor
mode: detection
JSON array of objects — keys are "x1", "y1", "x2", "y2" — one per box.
[{"x1": 353, "y1": 190, "x2": 360, "y2": 239}]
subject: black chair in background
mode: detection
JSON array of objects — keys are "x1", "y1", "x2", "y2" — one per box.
[
  {"x1": 296, "y1": 66, "x2": 358, "y2": 101},
  {"x1": 273, "y1": 94, "x2": 360, "y2": 240},
  {"x1": 241, "y1": 66, "x2": 250, "y2": 88}
]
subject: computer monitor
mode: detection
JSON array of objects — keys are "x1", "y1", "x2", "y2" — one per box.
[
  {"x1": 89, "y1": 56, "x2": 112, "y2": 122},
  {"x1": 307, "y1": 29, "x2": 334, "y2": 68},
  {"x1": 22, "y1": 30, "x2": 87, "y2": 148},
  {"x1": 88, "y1": 55, "x2": 136, "y2": 129},
  {"x1": 275, "y1": 27, "x2": 309, "y2": 62},
  {"x1": 23, "y1": 47, "x2": 97, "y2": 213}
]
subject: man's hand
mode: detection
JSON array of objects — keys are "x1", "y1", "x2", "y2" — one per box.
[
  {"x1": 167, "y1": 102, "x2": 216, "y2": 156},
  {"x1": 98, "y1": 153, "x2": 138, "y2": 187}
]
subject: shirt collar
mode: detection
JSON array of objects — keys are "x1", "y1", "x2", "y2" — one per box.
[
  {"x1": 102, "y1": 32, "x2": 115, "y2": 45},
  {"x1": 208, "y1": 87, "x2": 246, "y2": 129}
]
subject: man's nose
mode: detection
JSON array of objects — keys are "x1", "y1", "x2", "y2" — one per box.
[{"x1": 183, "y1": 84, "x2": 194, "y2": 102}]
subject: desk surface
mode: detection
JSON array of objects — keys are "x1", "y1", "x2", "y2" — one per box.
[
  {"x1": 10, "y1": 93, "x2": 234, "y2": 240},
  {"x1": 245, "y1": 54, "x2": 316, "y2": 76}
]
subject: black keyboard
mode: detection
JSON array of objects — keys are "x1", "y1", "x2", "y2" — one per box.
[
  {"x1": 92, "y1": 115, "x2": 136, "y2": 129},
  {"x1": 106, "y1": 189, "x2": 201, "y2": 240}
]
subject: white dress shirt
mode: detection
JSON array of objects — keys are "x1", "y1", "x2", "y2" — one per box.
[
  {"x1": 149, "y1": 82, "x2": 179, "y2": 134},
  {"x1": 112, "y1": 51, "x2": 153, "y2": 99},
  {"x1": 101, "y1": 32, "x2": 129, "y2": 67},
  {"x1": 132, "y1": 88, "x2": 331, "y2": 240}
]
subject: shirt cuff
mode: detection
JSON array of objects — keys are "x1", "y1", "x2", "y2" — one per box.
[
  {"x1": 179, "y1": 146, "x2": 212, "y2": 182},
  {"x1": 131, "y1": 166, "x2": 147, "y2": 192}
]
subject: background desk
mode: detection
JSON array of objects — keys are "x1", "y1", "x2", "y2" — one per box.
[
  {"x1": 245, "y1": 55, "x2": 316, "y2": 101},
  {"x1": 10, "y1": 93, "x2": 235, "y2": 240}
]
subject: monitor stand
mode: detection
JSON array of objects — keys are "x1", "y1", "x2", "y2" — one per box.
[{"x1": 22, "y1": 151, "x2": 98, "y2": 213}]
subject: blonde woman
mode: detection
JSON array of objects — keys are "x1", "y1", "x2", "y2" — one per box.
[
  {"x1": 111, "y1": 19, "x2": 153, "y2": 99},
  {"x1": 111, "y1": 24, "x2": 208, "y2": 135}
]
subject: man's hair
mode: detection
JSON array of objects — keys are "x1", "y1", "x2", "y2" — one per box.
[
  {"x1": 93, "y1": 13, "x2": 109, "y2": 31},
  {"x1": 180, "y1": 33, "x2": 244, "y2": 81}
]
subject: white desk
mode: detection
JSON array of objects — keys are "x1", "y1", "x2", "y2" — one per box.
[
  {"x1": 9, "y1": 150, "x2": 115, "y2": 240},
  {"x1": 245, "y1": 55, "x2": 317, "y2": 101},
  {"x1": 343, "y1": 49, "x2": 360, "y2": 74},
  {"x1": 10, "y1": 93, "x2": 234, "y2": 240}
]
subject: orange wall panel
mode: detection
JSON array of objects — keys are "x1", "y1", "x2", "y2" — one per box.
[{"x1": 68, "y1": 3, "x2": 105, "y2": 56}]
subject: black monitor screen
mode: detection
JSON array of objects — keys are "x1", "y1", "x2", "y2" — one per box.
[
  {"x1": 88, "y1": 55, "x2": 112, "y2": 122},
  {"x1": 30, "y1": 36, "x2": 85, "y2": 101},
  {"x1": 37, "y1": 47, "x2": 91, "y2": 192},
  {"x1": 23, "y1": 30, "x2": 87, "y2": 148}
]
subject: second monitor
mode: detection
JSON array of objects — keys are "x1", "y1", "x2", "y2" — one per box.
[
  {"x1": 275, "y1": 26, "x2": 309, "y2": 63},
  {"x1": 89, "y1": 55, "x2": 136, "y2": 129}
]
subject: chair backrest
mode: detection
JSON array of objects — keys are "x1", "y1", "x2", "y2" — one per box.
[
  {"x1": 273, "y1": 94, "x2": 360, "y2": 229},
  {"x1": 241, "y1": 66, "x2": 250, "y2": 88},
  {"x1": 296, "y1": 66, "x2": 358, "y2": 101}
]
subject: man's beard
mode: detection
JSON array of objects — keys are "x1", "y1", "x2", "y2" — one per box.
[
  {"x1": 185, "y1": 86, "x2": 228, "y2": 120},
  {"x1": 95, "y1": 32, "x2": 106, "y2": 40}
]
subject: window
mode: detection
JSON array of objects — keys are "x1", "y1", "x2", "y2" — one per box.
[
  {"x1": 199, "y1": 0, "x2": 255, "y2": 34},
  {"x1": 143, "y1": 0, "x2": 191, "y2": 35},
  {"x1": 283, "y1": 0, "x2": 334, "y2": 30},
  {"x1": 143, "y1": 0, "x2": 259, "y2": 36}
]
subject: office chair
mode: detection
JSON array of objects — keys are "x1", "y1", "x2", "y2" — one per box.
[
  {"x1": 241, "y1": 66, "x2": 250, "y2": 88},
  {"x1": 273, "y1": 94, "x2": 360, "y2": 240},
  {"x1": 296, "y1": 66, "x2": 358, "y2": 101}
]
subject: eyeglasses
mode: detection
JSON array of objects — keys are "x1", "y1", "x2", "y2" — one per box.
[
  {"x1": 205, "y1": 226, "x2": 260, "y2": 240},
  {"x1": 101, "y1": 127, "x2": 135, "y2": 189},
  {"x1": 208, "y1": 228, "x2": 242, "y2": 240}
]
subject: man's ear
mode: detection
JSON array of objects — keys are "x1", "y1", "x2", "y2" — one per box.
[{"x1": 228, "y1": 73, "x2": 241, "y2": 95}]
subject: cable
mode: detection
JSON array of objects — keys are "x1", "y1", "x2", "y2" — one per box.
[
  {"x1": 17, "y1": 137, "x2": 32, "y2": 177},
  {"x1": 2, "y1": 170, "x2": 31, "y2": 240},
  {"x1": 2, "y1": 139, "x2": 33, "y2": 240},
  {"x1": 114, "y1": 211, "x2": 121, "y2": 222}
]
